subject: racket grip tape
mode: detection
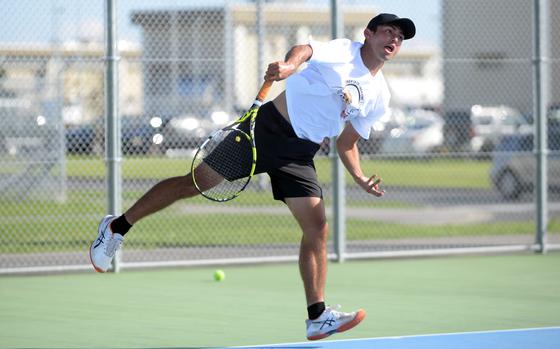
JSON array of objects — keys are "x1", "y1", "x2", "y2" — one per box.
[{"x1": 255, "y1": 80, "x2": 273, "y2": 104}]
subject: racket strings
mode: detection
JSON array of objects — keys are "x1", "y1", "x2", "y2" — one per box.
[{"x1": 192, "y1": 128, "x2": 254, "y2": 201}]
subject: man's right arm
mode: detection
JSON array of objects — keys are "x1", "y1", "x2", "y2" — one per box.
[{"x1": 265, "y1": 44, "x2": 312, "y2": 82}]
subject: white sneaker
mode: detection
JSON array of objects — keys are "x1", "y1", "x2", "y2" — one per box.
[
  {"x1": 89, "y1": 215, "x2": 124, "y2": 273},
  {"x1": 305, "y1": 305, "x2": 366, "y2": 341}
]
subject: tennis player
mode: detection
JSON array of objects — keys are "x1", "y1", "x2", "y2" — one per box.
[{"x1": 89, "y1": 13, "x2": 415, "y2": 341}]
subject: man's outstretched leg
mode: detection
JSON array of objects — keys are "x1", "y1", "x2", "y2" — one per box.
[
  {"x1": 285, "y1": 196, "x2": 365, "y2": 341},
  {"x1": 89, "y1": 164, "x2": 223, "y2": 272}
]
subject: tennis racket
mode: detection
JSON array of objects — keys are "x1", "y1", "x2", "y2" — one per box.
[{"x1": 191, "y1": 80, "x2": 273, "y2": 202}]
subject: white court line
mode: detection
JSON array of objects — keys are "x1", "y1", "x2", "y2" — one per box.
[{"x1": 231, "y1": 326, "x2": 560, "y2": 348}]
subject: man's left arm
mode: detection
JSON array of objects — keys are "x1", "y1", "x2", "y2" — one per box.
[{"x1": 336, "y1": 123, "x2": 385, "y2": 197}]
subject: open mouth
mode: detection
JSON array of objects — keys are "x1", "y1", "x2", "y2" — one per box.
[{"x1": 384, "y1": 45, "x2": 395, "y2": 54}]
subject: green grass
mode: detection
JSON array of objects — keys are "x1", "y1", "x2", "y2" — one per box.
[
  {"x1": 66, "y1": 156, "x2": 189, "y2": 179},
  {"x1": 126, "y1": 216, "x2": 560, "y2": 249},
  {"x1": 349, "y1": 219, "x2": 560, "y2": 240},
  {"x1": 316, "y1": 157, "x2": 492, "y2": 189},
  {"x1": 65, "y1": 155, "x2": 492, "y2": 189},
  {"x1": 1, "y1": 155, "x2": 553, "y2": 254},
  {"x1": 1, "y1": 189, "x2": 559, "y2": 253},
  {"x1": 0, "y1": 253, "x2": 559, "y2": 348}
]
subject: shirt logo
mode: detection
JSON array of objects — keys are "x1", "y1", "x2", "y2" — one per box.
[{"x1": 339, "y1": 80, "x2": 364, "y2": 121}]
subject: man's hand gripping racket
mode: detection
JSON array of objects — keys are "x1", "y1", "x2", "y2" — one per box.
[{"x1": 191, "y1": 81, "x2": 273, "y2": 202}]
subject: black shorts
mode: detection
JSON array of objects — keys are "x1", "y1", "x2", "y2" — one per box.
[{"x1": 210, "y1": 102, "x2": 322, "y2": 201}]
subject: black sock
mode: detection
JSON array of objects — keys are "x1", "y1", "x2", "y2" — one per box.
[
  {"x1": 307, "y1": 302, "x2": 326, "y2": 320},
  {"x1": 110, "y1": 215, "x2": 132, "y2": 236}
]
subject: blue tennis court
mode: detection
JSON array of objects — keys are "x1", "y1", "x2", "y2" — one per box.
[{"x1": 234, "y1": 327, "x2": 560, "y2": 349}]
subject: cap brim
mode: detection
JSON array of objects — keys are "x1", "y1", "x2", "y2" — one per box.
[{"x1": 390, "y1": 18, "x2": 416, "y2": 40}]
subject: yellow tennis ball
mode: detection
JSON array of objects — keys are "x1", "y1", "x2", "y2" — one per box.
[
  {"x1": 235, "y1": 136, "x2": 241, "y2": 142},
  {"x1": 214, "y1": 269, "x2": 225, "y2": 282}
]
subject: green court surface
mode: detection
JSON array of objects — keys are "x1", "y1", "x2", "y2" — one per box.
[{"x1": 1, "y1": 252, "x2": 559, "y2": 348}]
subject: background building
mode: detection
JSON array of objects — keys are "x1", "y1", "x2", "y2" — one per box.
[
  {"x1": 131, "y1": 3, "x2": 439, "y2": 120},
  {"x1": 442, "y1": 0, "x2": 558, "y2": 115},
  {"x1": 0, "y1": 42, "x2": 142, "y2": 125}
]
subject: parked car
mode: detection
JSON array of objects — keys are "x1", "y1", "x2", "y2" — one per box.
[
  {"x1": 470, "y1": 105, "x2": 532, "y2": 153},
  {"x1": 162, "y1": 110, "x2": 229, "y2": 153},
  {"x1": 548, "y1": 104, "x2": 560, "y2": 150},
  {"x1": 358, "y1": 107, "x2": 407, "y2": 155},
  {"x1": 379, "y1": 109, "x2": 444, "y2": 155},
  {"x1": 442, "y1": 109, "x2": 474, "y2": 153},
  {"x1": 490, "y1": 118, "x2": 560, "y2": 200},
  {"x1": 65, "y1": 123, "x2": 96, "y2": 155},
  {"x1": 121, "y1": 116, "x2": 165, "y2": 155},
  {"x1": 1, "y1": 99, "x2": 58, "y2": 158},
  {"x1": 65, "y1": 115, "x2": 166, "y2": 155}
]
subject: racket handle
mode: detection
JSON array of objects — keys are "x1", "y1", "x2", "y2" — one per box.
[{"x1": 255, "y1": 80, "x2": 273, "y2": 104}]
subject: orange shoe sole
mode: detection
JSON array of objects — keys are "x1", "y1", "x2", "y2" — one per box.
[
  {"x1": 89, "y1": 217, "x2": 114, "y2": 273},
  {"x1": 89, "y1": 240, "x2": 106, "y2": 273},
  {"x1": 307, "y1": 309, "x2": 366, "y2": 341}
]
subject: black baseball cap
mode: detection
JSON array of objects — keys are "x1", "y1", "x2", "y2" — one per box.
[{"x1": 367, "y1": 13, "x2": 416, "y2": 40}]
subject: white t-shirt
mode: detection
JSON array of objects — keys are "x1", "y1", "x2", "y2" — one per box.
[{"x1": 285, "y1": 38, "x2": 391, "y2": 144}]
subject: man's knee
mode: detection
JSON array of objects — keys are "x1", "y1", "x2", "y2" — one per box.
[{"x1": 302, "y1": 220, "x2": 329, "y2": 242}]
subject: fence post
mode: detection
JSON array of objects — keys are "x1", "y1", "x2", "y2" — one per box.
[
  {"x1": 256, "y1": 0, "x2": 269, "y2": 191},
  {"x1": 105, "y1": 0, "x2": 122, "y2": 271},
  {"x1": 330, "y1": 0, "x2": 346, "y2": 263},
  {"x1": 533, "y1": 0, "x2": 549, "y2": 254}
]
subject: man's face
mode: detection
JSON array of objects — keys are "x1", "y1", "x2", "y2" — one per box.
[{"x1": 364, "y1": 24, "x2": 404, "y2": 61}]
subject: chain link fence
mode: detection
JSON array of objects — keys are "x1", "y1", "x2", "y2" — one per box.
[{"x1": 0, "y1": 0, "x2": 558, "y2": 274}]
